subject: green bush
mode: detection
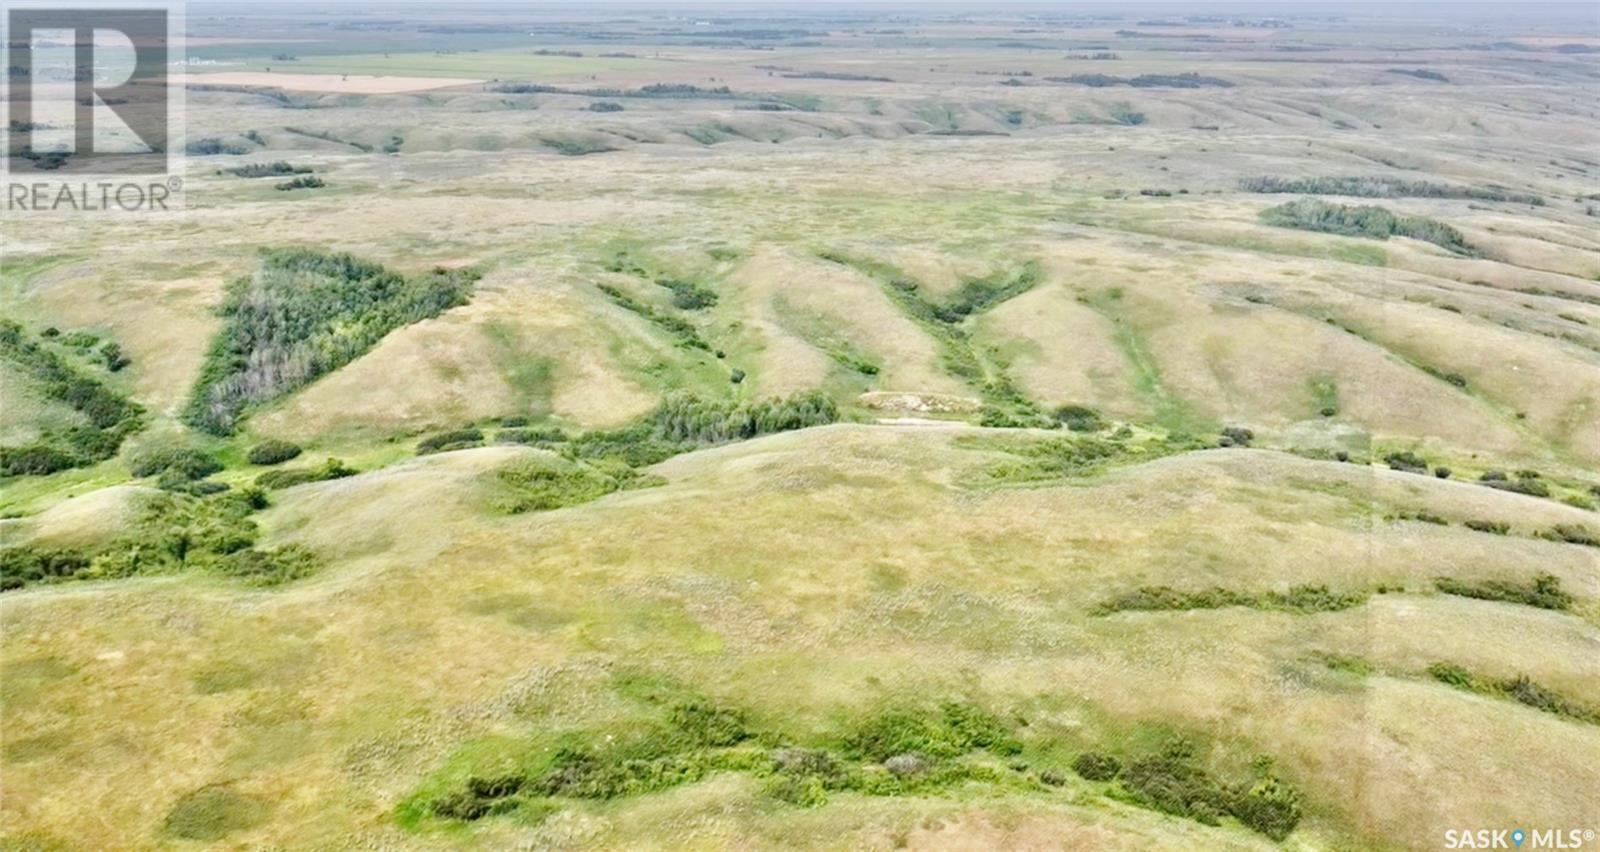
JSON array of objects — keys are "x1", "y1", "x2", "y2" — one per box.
[
  {"x1": 128, "y1": 443, "x2": 223, "y2": 480},
  {"x1": 213, "y1": 544, "x2": 319, "y2": 586},
  {"x1": 497, "y1": 426, "x2": 568, "y2": 445},
  {"x1": 569, "y1": 392, "x2": 838, "y2": 467},
  {"x1": 1385, "y1": 450, "x2": 1429, "y2": 473},
  {"x1": 1479, "y1": 470, "x2": 1550, "y2": 497},
  {"x1": 654, "y1": 277, "x2": 719, "y2": 310},
  {"x1": 1230, "y1": 773, "x2": 1303, "y2": 841},
  {"x1": 274, "y1": 175, "x2": 325, "y2": 191},
  {"x1": 1463, "y1": 519, "x2": 1509, "y2": 535},
  {"x1": 1052, "y1": 404, "x2": 1105, "y2": 432},
  {"x1": 490, "y1": 456, "x2": 646, "y2": 514},
  {"x1": 0, "y1": 444, "x2": 79, "y2": 476},
  {"x1": 246, "y1": 439, "x2": 302, "y2": 465},
  {"x1": 670, "y1": 701, "x2": 752, "y2": 747},
  {"x1": 1116, "y1": 740, "x2": 1304, "y2": 839},
  {"x1": 1265, "y1": 584, "x2": 1368, "y2": 613},
  {"x1": 597, "y1": 283, "x2": 711, "y2": 350},
  {"x1": 1119, "y1": 740, "x2": 1230, "y2": 825},
  {"x1": 1219, "y1": 426, "x2": 1254, "y2": 447},
  {"x1": 417, "y1": 428, "x2": 483, "y2": 455},
  {"x1": 255, "y1": 458, "x2": 356, "y2": 490},
  {"x1": 1072, "y1": 752, "x2": 1122, "y2": 781},
  {"x1": 1, "y1": 548, "x2": 93, "y2": 590},
  {"x1": 842, "y1": 702, "x2": 1019, "y2": 762},
  {"x1": 1539, "y1": 524, "x2": 1598, "y2": 547}
]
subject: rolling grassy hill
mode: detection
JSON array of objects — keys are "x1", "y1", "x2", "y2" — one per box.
[{"x1": 2, "y1": 4, "x2": 1598, "y2": 850}]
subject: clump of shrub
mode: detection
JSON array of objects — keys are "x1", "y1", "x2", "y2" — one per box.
[
  {"x1": 1463, "y1": 518, "x2": 1509, "y2": 535},
  {"x1": 246, "y1": 439, "x2": 302, "y2": 465},
  {"x1": 99, "y1": 341, "x2": 130, "y2": 371},
  {"x1": 1052, "y1": 404, "x2": 1104, "y2": 432},
  {"x1": 1072, "y1": 752, "x2": 1122, "y2": 781},
  {"x1": 842, "y1": 702, "x2": 1021, "y2": 762},
  {"x1": 1, "y1": 548, "x2": 93, "y2": 591},
  {"x1": 1428, "y1": 663, "x2": 1600, "y2": 725},
  {"x1": 185, "y1": 137, "x2": 252, "y2": 156},
  {"x1": 1479, "y1": 469, "x2": 1550, "y2": 498},
  {"x1": 221, "y1": 161, "x2": 310, "y2": 179},
  {"x1": 497, "y1": 426, "x2": 568, "y2": 445},
  {"x1": 1384, "y1": 450, "x2": 1429, "y2": 474},
  {"x1": 213, "y1": 543, "x2": 319, "y2": 586},
  {"x1": 1117, "y1": 740, "x2": 1302, "y2": 840},
  {"x1": 654, "y1": 277, "x2": 718, "y2": 310},
  {"x1": 417, "y1": 428, "x2": 484, "y2": 455},
  {"x1": 255, "y1": 458, "x2": 356, "y2": 490},
  {"x1": 1433, "y1": 573, "x2": 1571, "y2": 610},
  {"x1": 128, "y1": 443, "x2": 223, "y2": 481},
  {"x1": 274, "y1": 175, "x2": 325, "y2": 191},
  {"x1": 1537, "y1": 524, "x2": 1598, "y2": 548},
  {"x1": 1219, "y1": 426, "x2": 1254, "y2": 448},
  {"x1": 490, "y1": 456, "x2": 657, "y2": 515}
]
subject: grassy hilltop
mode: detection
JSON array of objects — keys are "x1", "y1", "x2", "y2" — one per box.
[{"x1": 2, "y1": 3, "x2": 1599, "y2": 850}]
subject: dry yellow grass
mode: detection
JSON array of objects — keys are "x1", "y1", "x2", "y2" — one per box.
[
  {"x1": 4, "y1": 11, "x2": 1599, "y2": 850},
  {"x1": 5, "y1": 428, "x2": 1597, "y2": 849}
]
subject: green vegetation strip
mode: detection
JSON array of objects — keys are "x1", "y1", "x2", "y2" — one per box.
[
  {"x1": 1433, "y1": 573, "x2": 1572, "y2": 610},
  {"x1": 0, "y1": 320, "x2": 144, "y2": 476},
  {"x1": 1428, "y1": 663, "x2": 1600, "y2": 725},
  {"x1": 956, "y1": 428, "x2": 1209, "y2": 487},
  {"x1": 1, "y1": 489, "x2": 315, "y2": 592},
  {"x1": 414, "y1": 392, "x2": 839, "y2": 513},
  {"x1": 1096, "y1": 584, "x2": 1369, "y2": 616},
  {"x1": 186, "y1": 249, "x2": 480, "y2": 434},
  {"x1": 1260, "y1": 199, "x2": 1476, "y2": 256},
  {"x1": 1240, "y1": 175, "x2": 1542, "y2": 206},
  {"x1": 563, "y1": 391, "x2": 840, "y2": 467},
  {"x1": 405, "y1": 682, "x2": 1302, "y2": 842},
  {"x1": 597, "y1": 284, "x2": 712, "y2": 350},
  {"x1": 817, "y1": 251, "x2": 1050, "y2": 427}
]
